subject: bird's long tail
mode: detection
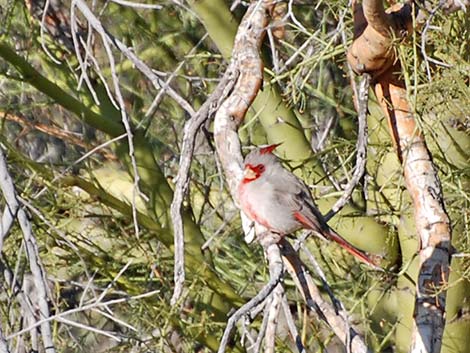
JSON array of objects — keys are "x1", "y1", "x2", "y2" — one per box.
[
  {"x1": 324, "y1": 228, "x2": 382, "y2": 270},
  {"x1": 293, "y1": 211, "x2": 381, "y2": 270}
]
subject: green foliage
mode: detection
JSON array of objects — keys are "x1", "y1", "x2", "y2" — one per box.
[{"x1": 0, "y1": 0, "x2": 469, "y2": 352}]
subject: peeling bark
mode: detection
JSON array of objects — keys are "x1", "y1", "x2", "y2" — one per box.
[
  {"x1": 213, "y1": 0, "x2": 269, "y2": 199},
  {"x1": 347, "y1": 1, "x2": 452, "y2": 352},
  {"x1": 375, "y1": 68, "x2": 451, "y2": 353}
]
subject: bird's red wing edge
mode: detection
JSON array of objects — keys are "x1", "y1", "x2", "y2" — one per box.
[
  {"x1": 293, "y1": 212, "x2": 382, "y2": 270},
  {"x1": 325, "y1": 229, "x2": 383, "y2": 270}
]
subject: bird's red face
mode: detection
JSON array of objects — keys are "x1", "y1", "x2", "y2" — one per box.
[
  {"x1": 242, "y1": 163, "x2": 266, "y2": 183},
  {"x1": 241, "y1": 143, "x2": 282, "y2": 184}
]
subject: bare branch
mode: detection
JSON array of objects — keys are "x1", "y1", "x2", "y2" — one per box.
[
  {"x1": 281, "y1": 296, "x2": 305, "y2": 353},
  {"x1": 325, "y1": 73, "x2": 370, "y2": 221},
  {"x1": 0, "y1": 326, "x2": 10, "y2": 353},
  {"x1": 217, "y1": 243, "x2": 283, "y2": 353},
  {"x1": 264, "y1": 283, "x2": 283, "y2": 353},
  {"x1": 281, "y1": 240, "x2": 369, "y2": 353},
  {"x1": 109, "y1": 0, "x2": 163, "y2": 10},
  {"x1": 71, "y1": 0, "x2": 195, "y2": 117},
  {"x1": 170, "y1": 71, "x2": 236, "y2": 305},
  {"x1": 0, "y1": 148, "x2": 55, "y2": 353}
]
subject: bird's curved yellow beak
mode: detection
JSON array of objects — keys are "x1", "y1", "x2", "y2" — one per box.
[{"x1": 243, "y1": 167, "x2": 257, "y2": 180}]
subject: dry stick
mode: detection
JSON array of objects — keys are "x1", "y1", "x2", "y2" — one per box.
[
  {"x1": 280, "y1": 295, "x2": 305, "y2": 353},
  {"x1": 70, "y1": 0, "x2": 196, "y2": 114},
  {"x1": 170, "y1": 70, "x2": 236, "y2": 305},
  {"x1": 264, "y1": 283, "x2": 283, "y2": 353},
  {"x1": 0, "y1": 200, "x2": 16, "y2": 250},
  {"x1": 0, "y1": 255, "x2": 39, "y2": 351},
  {"x1": 0, "y1": 149, "x2": 56, "y2": 353},
  {"x1": 70, "y1": 3, "x2": 100, "y2": 106},
  {"x1": 72, "y1": 0, "x2": 142, "y2": 239},
  {"x1": 39, "y1": 0, "x2": 62, "y2": 65},
  {"x1": 19, "y1": 214, "x2": 56, "y2": 353},
  {"x1": 252, "y1": 299, "x2": 271, "y2": 353},
  {"x1": 7, "y1": 289, "x2": 159, "y2": 341},
  {"x1": 324, "y1": 74, "x2": 370, "y2": 221},
  {"x1": 0, "y1": 326, "x2": 11, "y2": 353},
  {"x1": 0, "y1": 131, "x2": 19, "y2": 246},
  {"x1": 281, "y1": 239, "x2": 369, "y2": 353},
  {"x1": 109, "y1": 0, "x2": 162, "y2": 9},
  {"x1": 217, "y1": 244, "x2": 283, "y2": 353}
]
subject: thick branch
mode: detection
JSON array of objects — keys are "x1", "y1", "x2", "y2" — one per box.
[
  {"x1": 347, "y1": 0, "x2": 412, "y2": 78},
  {"x1": 374, "y1": 69, "x2": 451, "y2": 353},
  {"x1": 362, "y1": 0, "x2": 392, "y2": 36},
  {"x1": 213, "y1": 0, "x2": 269, "y2": 199},
  {"x1": 280, "y1": 240, "x2": 370, "y2": 353},
  {"x1": 348, "y1": 2, "x2": 452, "y2": 349}
]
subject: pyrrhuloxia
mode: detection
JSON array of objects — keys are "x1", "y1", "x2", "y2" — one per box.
[{"x1": 238, "y1": 144, "x2": 377, "y2": 267}]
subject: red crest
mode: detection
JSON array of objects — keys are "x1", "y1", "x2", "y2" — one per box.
[{"x1": 259, "y1": 143, "x2": 282, "y2": 155}]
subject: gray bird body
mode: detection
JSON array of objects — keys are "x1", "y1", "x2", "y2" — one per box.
[
  {"x1": 238, "y1": 149, "x2": 324, "y2": 235},
  {"x1": 237, "y1": 145, "x2": 377, "y2": 268}
]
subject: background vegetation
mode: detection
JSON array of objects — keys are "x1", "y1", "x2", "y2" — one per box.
[{"x1": 0, "y1": 0, "x2": 469, "y2": 352}]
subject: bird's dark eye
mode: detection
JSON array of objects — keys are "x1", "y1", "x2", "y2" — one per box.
[{"x1": 256, "y1": 164, "x2": 265, "y2": 172}]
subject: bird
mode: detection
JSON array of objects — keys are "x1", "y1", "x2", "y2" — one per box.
[{"x1": 237, "y1": 143, "x2": 378, "y2": 268}]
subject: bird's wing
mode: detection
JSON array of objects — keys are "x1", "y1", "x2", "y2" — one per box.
[
  {"x1": 270, "y1": 168, "x2": 327, "y2": 232},
  {"x1": 271, "y1": 169, "x2": 381, "y2": 269}
]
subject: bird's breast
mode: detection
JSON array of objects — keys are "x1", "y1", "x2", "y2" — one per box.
[{"x1": 238, "y1": 180, "x2": 301, "y2": 234}]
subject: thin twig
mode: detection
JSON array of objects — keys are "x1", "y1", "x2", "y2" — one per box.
[
  {"x1": 0, "y1": 326, "x2": 11, "y2": 353},
  {"x1": 109, "y1": 0, "x2": 162, "y2": 9},
  {"x1": 264, "y1": 283, "x2": 283, "y2": 353},
  {"x1": 217, "y1": 244, "x2": 283, "y2": 353},
  {"x1": 324, "y1": 73, "x2": 370, "y2": 221},
  {"x1": 421, "y1": 2, "x2": 451, "y2": 82},
  {"x1": 39, "y1": 0, "x2": 62, "y2": 65},
  {"x1": 143, "y1": 33, "x2": 209, "y2": 125},
  {"x1": 0, "y1": 148, "x2": 56, "y2": 353},
  {"x1": 281, "y1": 295, "x2": 305, "y2": 353},
  {"x1": 33, "y1": 133, "x2": 127, "y2": 200},
  {"x1": 55, "y1": 317, "x2": 122, "y2": 341},
  {"x1": 70, "y1": 4, "x2": 100, "y2": 106},
  {"x1": 72, "y1": 0, "x2": 144, "y2": 238},
  {"x1": 170, "y1": 70, "x2": 236, "y2": 305},
  {"x1": 6, "y1": 289, "x2": 159, "y2": 340},
  {"x1": 69, "y1": 2, "x2": 195, "y2": 117},
  {"x1": 252, "y1": 301, "x2": 271, "y2": 353}
]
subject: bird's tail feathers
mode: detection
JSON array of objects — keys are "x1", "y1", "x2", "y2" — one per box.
[
  {"x1": 325, "y1": 228, "x2": 382, "y2": 270},
  {"x1": 293, "y1": 211, "x2": 382, "y2": 270}
]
